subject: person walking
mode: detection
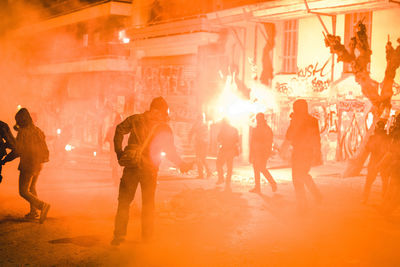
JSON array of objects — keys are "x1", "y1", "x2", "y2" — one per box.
[
  {"x1": 249, "y1": 113, "x2": 277, "y2": 194},
  {"x1": 189, "y1": 114, "x2": 211, "y2": 179},
  {"x1": 363, "y1": 120, "x2": 390, "y2": 204},
  {"x1": 111, "y1": 97, "x2": 191, "y2": 246},
  {"x1": 216, "y1": 118, "x2": 239, "y2": 190},
  {"x1": 3, "y1": 108, "x2": 50, "y2": 222},
  {"x1": 283, "y1": 99, "x2": 322, "y2": 213}
]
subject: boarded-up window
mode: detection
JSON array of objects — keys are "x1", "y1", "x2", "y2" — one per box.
[
  {"x1": 282, "y1": 20, "x2": 298, "y2": 74},
  {"x1": 343, "y1": 12, "x2": 372, "y2": 73}
]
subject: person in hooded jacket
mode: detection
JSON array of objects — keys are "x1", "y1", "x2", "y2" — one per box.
[
  {"x1": 249, "y1": 113, "x2": 277, "y2": 194},
  {"x1": 284, "y1": 99, "x2": 322, "y2": 212},
  {"x1": 5, "y1": 108, "x2": 50, "y2": 222}
]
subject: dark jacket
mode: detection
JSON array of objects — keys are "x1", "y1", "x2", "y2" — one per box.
[
  {"x1": 114, "y1": 111, "x2": 182, "y2": 171},
  {"x1": 250, "y1": 122, "x2": 273, "y2": 162},
  {"x1": 286, "y1": 113, "x2": 321, "y2": 162},
  {"x1": 14, "y1": 109, "x2": 49, "y2": 172},
  {"x1": 366, "y1": 129, "x2": 389, "y2": 167},
  {"x1": 217, "y1": 122, "x2": 239, "y2": 156},
  {"x1": 0, "y1": 121, "x2": 16, "y2": 163}
]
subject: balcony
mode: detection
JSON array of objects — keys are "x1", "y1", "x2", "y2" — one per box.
[
  {"x1": 31, "y1": 43, "x2": 132, "y2": 74},
  {"x1": 15, "y1": 0, "x2": 132, "y2": 36}
]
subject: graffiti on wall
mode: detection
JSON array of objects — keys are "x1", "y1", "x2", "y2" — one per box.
[
  {"x1": 275, "y1": 58, "x2": 331, "y2": 95},
  {"x1": 134, "y1": 64, "x2": 197, "y2": 122}
]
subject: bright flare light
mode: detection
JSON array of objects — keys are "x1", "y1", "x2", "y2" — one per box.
[
  {"x1": 65, "y1": 144, "x2": 73, "y2": 151},
  {"x1": 57, "y1": 128, "x2": 61, "y2": 135},
  {"x1": 17, "y1": 105, "x2": 22, "y2": 110},
  {"x1": 161, "y1": 151, "x2": 166, "y2": 157},
  {"x1": 211, "y1": 72, "x2": 278, "y2": 127}
]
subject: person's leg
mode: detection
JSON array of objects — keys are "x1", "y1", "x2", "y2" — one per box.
[
  {"x1": 260, "y1": 158, "x2": 277, "y2": 192},
  {"x1": 140, "y1": 170, "x2": 158, "y2": 241},
  {"x1": 28, "y1": 171, "x2": 40, "y2": 215},
  {"x1": 19, "y1": 171, "x2": 45, "y2": 212},
  {"x1": 113, "y1": 168, "x2": 139, "y2": 244},
  {"x1": 225, "y1": 155, "x2": 234, "y2": 187},
  {"x1": 195, "y1": 147, "x2": 204, "y2": 178},
  {"x1": 363, "y1": 166, "x2": 379, "y2": 203},
  {"x1": 216, "y1": 151, "x2": 224, "y2": 184},
  {"x1": 250, "y1": 161, "x2": 261, "y2": 193},
  {"x1": 199, "y1": 145, "x2": 211, "y2": 177},
  {"x1": 381, "y1": 170, "x2": 389, "y2": 198},
  {"x1": 292, "y1": 159, "x2": 308, "y2": 212}
]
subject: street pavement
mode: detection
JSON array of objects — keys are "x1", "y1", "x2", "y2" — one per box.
[{"x1": 0, "y1": 154, "x2": 399, "y2": 266}]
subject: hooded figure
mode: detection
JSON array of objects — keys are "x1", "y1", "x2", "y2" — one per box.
[
  {"x1": 284, "y1": 99, "x2": 322, "y2": 212},
  {"x1": 249, "y1": 113, "x2": 277, "y2": 193},
  {"x1": 9, "y1": 108, "x2": 50, "y2": 222}
]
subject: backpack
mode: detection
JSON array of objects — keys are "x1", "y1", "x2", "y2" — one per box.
[{"x1": 31, "y1": 127, "x2": 50, "y2": 163}]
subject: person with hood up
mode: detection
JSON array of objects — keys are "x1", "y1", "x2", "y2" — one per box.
[
  {"x1": 283, "y1": 99, "x2": 322, "y2": 213},
  {"x1": 6, "y1": 108, "x2": 50, "y2": 222},
  {"x1": 249, "y1": 113, "x2": 277, "y2": 194}
]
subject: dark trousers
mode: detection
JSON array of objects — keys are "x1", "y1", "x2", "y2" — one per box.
[
  {"x1": 252, "y1": 157, "x2": 276, "y2": 189},
  {"x1": 113, "y1": 167, "x2": 157, "y2": 240},
  {"x1": 291, "y1": 157, "x2": 321, "y2": 210},
  {"x1": 363, "y1": 163, "x2": 389, "y2": 202},
  {"x1": 195, "y1": 143, "x2": 210, "y2": 178},
  {"x1": 19, "y1": 169, "x2": 44, "y2": 213},
  {"x1": 216, "y1": 150, "x2": 234, "y2": 185}
]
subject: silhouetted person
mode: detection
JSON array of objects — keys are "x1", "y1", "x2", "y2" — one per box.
[
  {"x1": 249, "y1": 113, "x2": 277, "y2": 194},
  {"x1": 0, "y1": 120, "x2": 17, "y2": 183},
  {"x1": 216, "y1": 118, "x2": 239, "y2": 190},
  {"x1": 363, "y1": 120, "x2": 390, "y2": 204},
  {"x1": 104, "y1": 113, "x2": 122, "y2": 184},
  {"x1": 381, "y1": 114, "x2": 400, "y2": 215},
  {"x1": 6, "y1": 108, "x2": 50, "y2": 222},
  {"x1": 283, "y1": 99, "x2": 322, "y2": 212},
  {"x1": 189, "y1": 114, "x2": 211, "y2": 179},
  {"x1": 111, "y1": 97, "x2": 191, "y2": 246}
]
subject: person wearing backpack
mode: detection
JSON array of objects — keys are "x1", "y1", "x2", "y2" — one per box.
[
  {"x1": 111, "y1": 97, "x2": 192, "y2": 246},
  {"x1": 283, "y1": 99, "x2": 323, "y2": 213},
  {"x1": 6, "y1": 108, "x2": 51, "y2": 222}
]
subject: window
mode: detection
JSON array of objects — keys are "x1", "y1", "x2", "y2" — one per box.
[
  {"x1": 343, "y1": 12, "x2": 372, "y2": 73},
  {"x1": 282, "y1": 19, "x2": 298, "y2": 74}
]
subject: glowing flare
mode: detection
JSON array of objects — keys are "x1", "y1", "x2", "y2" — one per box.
[{"x1": 65, "y1": 144, "x2": 73, "y2": 151}]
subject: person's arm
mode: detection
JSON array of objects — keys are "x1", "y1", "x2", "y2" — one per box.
[
  {"x1": 114, "y1": 116, "x2": 133, "y2": 159},
  {"x1": 2, "y1": 129, "x2": 20, "y2": 164},
  {"x1": 160, "y1": 125, "x2": 191, "y2": 173},
  {"x1": 249, "y1": 128, "x2": 254, "y2": 163}
]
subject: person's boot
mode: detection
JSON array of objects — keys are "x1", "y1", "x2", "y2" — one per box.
[
  {"x1": 39, "y1": 203, "x2": 51, "y2": 224},
  {"x1": 111, "y1": 236, "x2": 125, "y2": 246},
  {"x1": 24, "y1": 211, "x2": 39, "y2": 220},
  {"x1": 249, "y1": 187, "x2": 261, "y2": 193}
]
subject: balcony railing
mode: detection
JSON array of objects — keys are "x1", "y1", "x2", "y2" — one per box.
[{"x1": 34, "y1": 42, "x2": 130, "y2": 64}]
